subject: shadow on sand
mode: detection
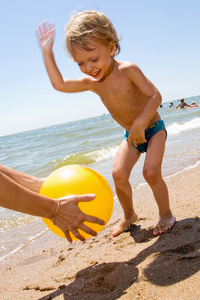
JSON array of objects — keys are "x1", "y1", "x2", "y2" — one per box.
[{"x1": 38, "y1": 217, "x2": 200, "y2": 300}]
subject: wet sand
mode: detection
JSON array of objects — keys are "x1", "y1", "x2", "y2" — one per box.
[{"x1": 0, "y1": 163, "x2": 200, "y2": 300}]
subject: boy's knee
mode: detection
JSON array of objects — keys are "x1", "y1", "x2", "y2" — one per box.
[
  {"x1": 143, "y1": 168, "x2": 158, "y2": 185},
  {"x1": 112, "y1": 167, "x2": 128, "y2": 185}
]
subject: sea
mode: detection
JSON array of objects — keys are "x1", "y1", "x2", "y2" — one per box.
[{"x1": 0, "y1": 96, "x2": 200, "y2": 263}]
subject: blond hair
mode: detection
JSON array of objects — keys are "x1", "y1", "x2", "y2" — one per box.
[{"x1": 65, "y1": 10, "x2": 120, "y2": 57}]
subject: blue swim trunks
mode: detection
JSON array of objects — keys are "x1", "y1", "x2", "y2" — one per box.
[{"x1": 124, "y1": 119, "x2": 167, "y2": 153}]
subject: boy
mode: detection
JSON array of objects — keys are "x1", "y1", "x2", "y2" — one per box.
[{"x1": 36, "y1": 10, "x2": 176, "y2": 237}]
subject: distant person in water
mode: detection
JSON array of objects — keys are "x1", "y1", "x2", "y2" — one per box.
[
  {"x1": 176, "y1": 98, "x2": 190, "y2": 109},
  {"x1": 190, "y1": 101, "x2": 198, "y2": 107},
  {"x1": 168, "y1": 102, "x2": 174, "y2": 108}
]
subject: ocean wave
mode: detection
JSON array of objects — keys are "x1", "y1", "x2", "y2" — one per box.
[
  {"x1": 51, "y1": 117, "x2": 200, "y2": 168},
  {"x1": 0, "y1": 228, "x2": 48, "y2": 262},
  {"x1": 52, "y1": 145, "x2": 119, "y2": 168},
  {"x1": 166, "y1": 117, "x2": 200, "y2": 136},
  {"x1": 0, "y1": 214, "x2": 38, "y2": 232}
]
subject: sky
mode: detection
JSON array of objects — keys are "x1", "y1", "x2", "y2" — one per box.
[{"x1": 1, "y1": 0, "x2": 200, "y2": 136}]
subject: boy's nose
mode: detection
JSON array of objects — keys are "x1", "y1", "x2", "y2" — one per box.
[{"x1": 85, "y1": 63, "x2": 93, "y2": 74}]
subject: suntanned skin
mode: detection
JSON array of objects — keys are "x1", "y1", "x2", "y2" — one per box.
[
  {"x1": 36, "y1": 21, "x2": 176, "y2": 236},
  {"x1": 0, "y1": 164, "x2": 105, "y2": 242}
]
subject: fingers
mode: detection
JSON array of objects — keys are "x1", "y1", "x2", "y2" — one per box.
[
  {"x1": 128, "y1": 123, "x2": 146, "y2": 148},
  {"x1": 49, "y1": 22, "x2": 54, "y2": 30},
  {"x1": 70, "y1": 215, "x2": 105, "y2": 241},
  {"x1": 57, "y1": 194, "x2": 106, "y2": 243},
  {"x1": 75, "y1": 194, "x2": 96, "y2": 203},
  {"x1": 71, "y1": 194, "x2": 106, "y2": 225},
  {"x1": 83, "y1": 213, "x2": 106, "y2": 225},
  {"x1": 36, "y1": 21, "x2": 54, "y2": 38},
  {"x1": 64, "y1": 231, "x2": 73, "y2": 243},
  {"x1": 71, "y1": 231, "x2": 86, "y2": 242},
  {"x1": 65, "y1": 226, "x2": 86, "y2": 242},
  {"x1": 35, "y1": 26, "x2": 41, "y2": 39},
  {"x1": 63, "y1": 218, "x2": 104, "y2": 243},
  {"x1": 128, "y1": 135, "x2": 137, "y2": 148},
  {"x1": 70, "y1": 222, "x2": 100, "y2": 242},
  {"x1": 128, "y1": 135, "x2": 146, "y2": 148},
  {"x1": 60, "y1": 194, "x2": 96, "y2": 203},
  {"x1": 43, "y1": 21, "x2": 49, "y2": 33},
  {"x1": 128, "y1": 136, "x2": 134, "y2": 148},
  {"x1": 78, "y1": 223, "x2": 98, "y2": 237},
  {"x1": 36, "y1": 22, "x2": 45, "y2": 38},
  {"x1": 63, "y1": 229, "x2": 84, "y2": 243}
]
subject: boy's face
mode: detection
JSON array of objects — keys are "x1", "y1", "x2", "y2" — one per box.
[{"x1": 71, "y1": 40, "x2": 116, "y2": 81}]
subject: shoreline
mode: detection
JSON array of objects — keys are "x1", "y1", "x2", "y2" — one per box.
[
  {"x1": 1, "y1": 160, "x2": 199, "y2": 263},
  {"x1": 0, "y1": 162, "x2": 200, "y2": 299}
]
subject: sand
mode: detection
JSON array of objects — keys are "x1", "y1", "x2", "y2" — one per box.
[{"x1": 0, "y1": 163, "x2": 200, "y2": 300}]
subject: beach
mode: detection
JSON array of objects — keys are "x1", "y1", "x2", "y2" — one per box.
[
  {"x1": 0, "y1": 99, "x2": 200, "y2": 299},
  {"x1": 0, "y1": 162, "x2": 199, "y2": 300}
]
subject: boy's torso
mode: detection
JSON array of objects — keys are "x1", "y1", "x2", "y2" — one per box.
[{"x1": 88, "y1": 60, "x2": 159, "y2": 130}]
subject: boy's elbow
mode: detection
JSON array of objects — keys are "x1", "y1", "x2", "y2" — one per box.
[
  {"x1": 158, "y1": 92, "x2": 162, "y2": 104},
  {"x1": 155, "y1": 91, "x2": 162, "y2": 105},
  {"x1": 51, "y1": 81, "x2": 63, "y2": 92}
]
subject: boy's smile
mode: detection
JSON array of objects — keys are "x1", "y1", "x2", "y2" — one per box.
[{"x1": 71, "y1": 40, "x2": 116, "y2": 81}]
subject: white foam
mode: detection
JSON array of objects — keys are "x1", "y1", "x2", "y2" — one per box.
[
  {"x1": 0, "y1": 244, "x2": 25, "y2": 263},
  {"x1": 167, "y1": 117, "x2": 200, "y2": 136},
  {"x1": 164, "y1": 160, "x2": 200, "y2": 179},
  {"x1": 0, "y1": 228, "x2": 48, "y2": 263},
  {"x1": 90, "y1": 146, "x2": 118, "y2": 162}
]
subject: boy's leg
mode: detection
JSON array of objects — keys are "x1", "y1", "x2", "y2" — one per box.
[
  {"x1": 0, "y1": 164, "x2": 44, "y2": 193},
  {"x1": 111, "y1": 140, "x2": 141, "y2": 236},
  {"x1": 143, "y1": 130, "x2": 176, "y2": 235}
]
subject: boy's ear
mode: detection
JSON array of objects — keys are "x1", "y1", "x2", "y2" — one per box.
[{"x1": 109, "y1": 42, "x2": 116, "y2": 57}]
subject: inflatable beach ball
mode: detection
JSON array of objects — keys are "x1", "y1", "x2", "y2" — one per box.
[{"x1": 40, "y1": 165, "x2": 113, "y2": 240}]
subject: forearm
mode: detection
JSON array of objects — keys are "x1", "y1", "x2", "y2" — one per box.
[
  {"x1": 37, "y1": 22, "x2": 88, "y2": 94},
  {"x1": 42, "y1": 49, "x2": 65, "y2": 90},
  {"x1": 0, "y1": 172, "x2": 56, "y2": 218},
  {"x1": 0, "y1": 164, "x2": 43, "y2": 193},
  {"x1": 135, "y1": 92, "x2": 162, "y2": 127}
]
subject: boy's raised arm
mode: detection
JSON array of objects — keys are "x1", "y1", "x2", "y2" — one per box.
[{"x1": 36, "y1": 21, "x2": 88, "y2": 93}]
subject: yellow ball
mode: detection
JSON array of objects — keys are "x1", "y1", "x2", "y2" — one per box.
[{"x1": 40, "y1": 165, "x2": 113, "y2": 240}]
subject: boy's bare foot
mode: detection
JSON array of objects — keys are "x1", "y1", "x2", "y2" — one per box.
[
  {"x1": 153, "y1": 215, "x2": 176, "y2": 236},
  {"x1": 111, "y1": 213, "x2": 138, "y2": 237}
]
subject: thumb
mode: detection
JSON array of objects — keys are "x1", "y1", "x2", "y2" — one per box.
[{"x1": 76, "y1": 194, "x2": 96, "y2": 203}]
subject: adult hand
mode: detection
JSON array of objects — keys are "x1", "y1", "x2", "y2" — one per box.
[
  {"x1": 51, "y1": 194, "x2": 106, "y2": 243},
  {"x1": 36, "y1": 21, "x2": 55, "y2": 52}
]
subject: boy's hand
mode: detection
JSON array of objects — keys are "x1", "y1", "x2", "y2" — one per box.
[
  {"x1": 36, "y1": 21, "x2": 55, "y2": 52},
  {"x1": 128, "y1": 121, "x2": 146, "y2": 148}
]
